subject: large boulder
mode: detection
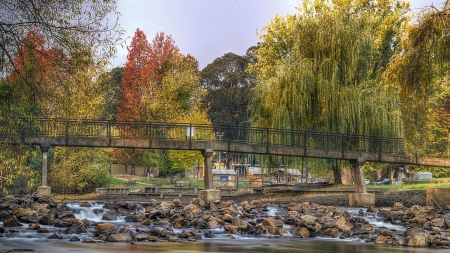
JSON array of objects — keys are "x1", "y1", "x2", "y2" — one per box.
[
  {"x1": 298, "y1": 227, "x2": 310, "y2": 238},
  {"x1": 105, "y1": 232, "x2": 132, "y2": 242},
  {"x1": 407, "y1": 233, "x2": 429, "y2": 247},
  {"x1": 94, "y1": 223, "x2": 118, "y2": 236}
]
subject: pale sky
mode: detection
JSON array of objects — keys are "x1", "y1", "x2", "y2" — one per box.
[{"x1": 111, "y1": 0, "x2": 440, "y2": 70}]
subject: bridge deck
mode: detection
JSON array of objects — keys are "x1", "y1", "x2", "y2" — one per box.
[{"x1": 1, "y1": 118, "x2": 450, "y2": 167}]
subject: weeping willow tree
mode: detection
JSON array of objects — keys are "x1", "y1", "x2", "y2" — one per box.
[
  {"x1": 248, "y1": 0, "x2": 410, "y2": 179},
  {"x1": 385, "y1": 0, "x2": 450, "y2": 156}
]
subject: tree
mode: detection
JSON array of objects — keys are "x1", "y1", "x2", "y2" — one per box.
[
  {"x1": 251, "y1": 0, "x2": 408, "y2": 135},
  {"x1": 112, "y1": 29, "x2": 209, "y2": 178},
  {"x1": 385, "y1": 0, "x2": 450, "y2": 154},
  {"x1": 98, "y1": 67, "x2": 123, "y2": 121},
  {"x1": 201, "y1": 51, "x2": 255, "y2": 126},
  {"x1": 0, "y1": 0, "x2": 123, "y2": 102},
  {"x1": 249, "y1": 0, "x2": 410, "y2": 181}
]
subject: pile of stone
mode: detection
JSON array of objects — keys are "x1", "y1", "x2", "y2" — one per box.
[
  {"x1": 0, "y1": 194, "x2": 449, "y2": 249},
  {"x1": 367, "y1": 202, "x2": 450, "y2": 248}
]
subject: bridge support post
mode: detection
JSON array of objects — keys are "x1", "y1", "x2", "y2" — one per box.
[
  {"x1": 37, "y1": 145, "x2": 52, "y2": 197},
  {"x1": 349, "y1": 158, "x2": 374, "y2": 207},
  {"x1": 199, "y1": 149, "x2": 220, "y2": 203}
]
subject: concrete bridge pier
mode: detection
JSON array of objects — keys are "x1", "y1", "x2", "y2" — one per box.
[
  {"x1": 37, "y1": 145, "x2": 52, "y2": 197},
  {"x1": 199, "y1": 149, "x2": 220, "y2": 203},
  {"x1": 349, "y1": 158, "x2": 374, "y2": 207}
]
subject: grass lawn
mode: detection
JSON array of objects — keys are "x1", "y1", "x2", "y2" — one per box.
[
  {"x1": 369, "y1": 182, "x2": 450, "y2": 190},
  {"x1": 106, "y1": 175, "x2": 204, "y2": 188}
]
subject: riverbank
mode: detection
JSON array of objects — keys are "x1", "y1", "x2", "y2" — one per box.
[
  {"x1": 1, "y1": 187, "x2": 449, "y2": 250},
  {"x1": 53, "y1": 187, "x2": 427, "y2": 208}
]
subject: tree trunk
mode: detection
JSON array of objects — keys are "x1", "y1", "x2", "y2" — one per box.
[
  {"x1": 166, "y1": 175, "x2": 174, "y2": 185},
  {"x1": 333, "y1": 160, "x2": 342, "y2": 184},
  {"x1": 130, "y1": 164, "x2": 136, "y2": 175}
]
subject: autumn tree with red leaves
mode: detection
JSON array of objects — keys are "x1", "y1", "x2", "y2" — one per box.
[{"x1": 111, "y1": 29, "x2": 209, "y2": 179}]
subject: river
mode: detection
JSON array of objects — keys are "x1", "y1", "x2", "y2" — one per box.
[{"x1": 0, "y1": 203, "x2": 446, "y2": 252}]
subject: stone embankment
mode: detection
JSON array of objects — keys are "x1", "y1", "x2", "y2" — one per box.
[{"x1": 0, "y1": 194, "x2": 450, "y2": 249}]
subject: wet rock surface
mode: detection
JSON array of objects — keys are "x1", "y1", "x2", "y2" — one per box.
[{"x1": 0, "y1": 189, "x2": 449, "y2": 249}]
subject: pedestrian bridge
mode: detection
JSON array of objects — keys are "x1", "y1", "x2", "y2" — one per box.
[
  {"x1": 2, "y1": 118, "x2": 450, "y2": 206},
  {"x1": 1, "y1": 118, "x2": 450, "y2": 168}
]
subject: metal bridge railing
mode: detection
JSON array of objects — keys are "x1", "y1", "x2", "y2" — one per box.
[{"x1": 0, "y1": 118, "x2": 444, "y2": 157}]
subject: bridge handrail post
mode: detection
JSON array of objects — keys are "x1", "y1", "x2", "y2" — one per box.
[
  {"x1": 189, "y1": 123, "x2": 192, "y2": 149},
  {"x1": 303, "y1": 131, "x2": 307, "y2": 156},
  {"x1": 266, "y1": 128, "x2": 269, "y2": 153},
  {"x1": 341, "y1": 134, "x2": 345, "y2": 159},
  {"x1": 378, "y1": 137, "x2": 382, "y2": 161},
  {"x1": 65, "y1": 120, "x2": 69, "y2": 145}
]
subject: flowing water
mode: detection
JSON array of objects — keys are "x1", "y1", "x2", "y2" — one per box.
[{"x1": 0, "y1": 203, "x2": 445, "y2": 253}]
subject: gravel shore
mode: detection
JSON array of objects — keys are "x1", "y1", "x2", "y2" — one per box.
[{"x1": 54, "y1": 187, "x2": 427, "y2": 208}]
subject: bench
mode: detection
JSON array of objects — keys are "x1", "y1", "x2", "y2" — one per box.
[
  {"x1": 126, "y1": 180, "x2": 137, "y2": 187},
  {"x1": 175, "y1": 181, "x2": 191, "y2": 187}
]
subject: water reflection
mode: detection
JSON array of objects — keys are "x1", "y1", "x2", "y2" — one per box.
[{"x1": 0, "y1": 238, "x2": 443, "y2": 253}]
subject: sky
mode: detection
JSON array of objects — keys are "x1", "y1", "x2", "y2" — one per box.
[{"x1": 111, "y1": 0, "x2": 440, "y2": 70}]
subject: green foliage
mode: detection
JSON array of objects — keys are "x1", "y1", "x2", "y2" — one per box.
[
  {"x1": 0, "y1": 144, "x2": 38, "y2": 193},
  {"x1": 98, "y1": 67, "x2": 123, "y2": 120},
  {"x1": 201, "y1": 51, "x2": 255, "y2": 126},
  {"x1": 49, "y1": 147, "x2": 110, "y2": 194},
  {"x1": 250, "y1": 0, "x2": 408, "y2": 138},
  {"x1": 385, "y1": 1, "x2": 450, "y2": 153}
]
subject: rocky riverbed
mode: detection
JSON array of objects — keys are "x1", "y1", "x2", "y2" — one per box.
[{"x1": 1, "y1": 189, "x2": 450, "y2": 250}]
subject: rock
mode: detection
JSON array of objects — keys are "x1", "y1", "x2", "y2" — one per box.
[
  {"x1": 234, "y1": 220, "x2": 248, "y2": 230},
  {"x1": 148, "y1": 235, "x2": 159, "y2": 242},
  {"x1": 410, "y1": 205, "x2": 425, "y2": 215},
  {"x1": 288, "y1": 211, "x2": 300, "y2": 218},
  {"x1": 301, "y1": 215, "x2": 317, "y2": 225},
  {"x1": 299, "y1": 202, "x2": 310, "y2": 209},
  {"x1": 168, "y1": 236, "x2": 179, "y2": 242},
  {"x1": 135, "y1": 233, "x2": 149, "y2": 241},
  {"x1": 69, "y1": 236, "x2": 80, "y2": 241},
  {"x1": 83, "y1": 238, "x2": 105, "y2": 243},
  {"x1": 54, "y1": 218, "x2": 75, "y2": 227},
  {"x1": 63, "y1": 224, "x2": 87, "y2": 234},
  {"x1": 267, "y1": 225, "x2": 277, "y2": 235},
  {"x1": 80, "y1": 201, "x2": 93, "y2": 207},
  {"x1": 299, "y1": 227, "x2": 310, "y2": 238},
  {"x1": 379, "y1": 207, "x2": 391, "y2": 212},
  {"x1": 431, "y1": 217, "x2": 444, "y2": 228},
  {"x1": 219, "y1": 201, "x2": 232, "y2": 209},
  {"x1": 407, "y1": 232, "x2": 428, "y2": 247},
  {"x1": 124, "y1": 213, "x2": 146, "y2": 222},
  {"x1": 159, "y1": 201, "x2": 174, "y2": 210},
  {"x1": 206, "y1": 218, "x2": 222, "y2": 229},
  {"x1": 380, "y1": 229, "x2": 392, "y2": 236},
  {"x1": 37, "y1": 227, "x2": 50, "y2": 233},
  {"x1": 173, "y1": 199, "x2": 183, "y2": 207},
  {"x1": 221, "y1": 213, "x2": 233, "y2": 222},
  {"x1": 324, "y1": 227, "x2": 339, "y2": 237},
  {"x1": 224, "y1": 224, "x2": 238, "y2": 232},
  {"x1": 184, "y1": 204, "x2": 203, "y2": 215},
  {"x1": 94, "y1": 223, "x2": 118, "y2": 236},
  {"x1": 204, "y1": 231, "x2": 215, "y2": 238},
  {"x1": 101, "y1": 209, "x2": 118, "y2": 221},
  {"x1": 191, "y1": 198, "x2": 206, "y2": 207},
  {"x1": 393, "y1": 202, "x2": 404, "y2": 211},
  {"x1": 3, "y1": 217, "x2": 20, "y2": 227},
  {"x1": 48, "y1": 233, "x2": 63, "y2": 239},
  {"x1": 27, "y1": 223, "x2": 40, "y2": 230},
  {"x1": 106, "y1": 232, "x2": 132, "y2": 242},
  {"x1": 375, "y1": 235, "x2": 388, "y2": 244},
  {"x1": 366, "y1": 206, "x2": 376, "y2": 212},
  {"x1": 335, "y1": 217, "x2": 353, "y2": 231},
  {"x1": 405, "y1": 227, "x2": 423, "y2": 237}
]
